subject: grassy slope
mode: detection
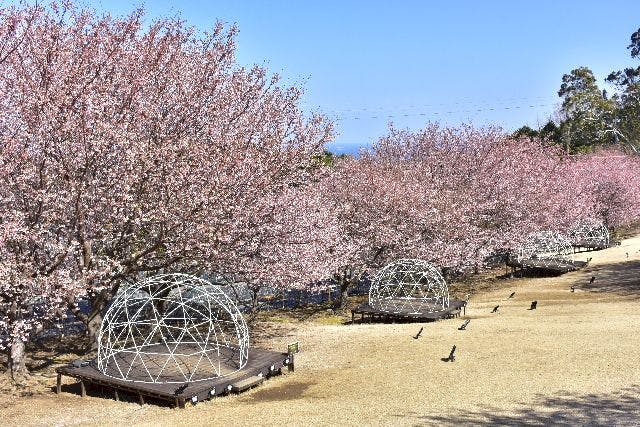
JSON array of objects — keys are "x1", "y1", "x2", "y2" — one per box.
[{"x1": 2, "y1": 237, "x2": 640, "y2": 426}]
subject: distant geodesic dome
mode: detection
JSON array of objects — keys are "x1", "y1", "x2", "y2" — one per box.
[
  {"x1": 97, "y1": 273, "x2": 249, "y2": 383},
  {"x1": 568, "y1": 221, "x2": 610, "y2": 248},
  {"x1": 369, "y1": 259, "x2": 449, "y2": 314},
  {"x1": 517, "y1": 231, "x2": 573, "y2": 265}
]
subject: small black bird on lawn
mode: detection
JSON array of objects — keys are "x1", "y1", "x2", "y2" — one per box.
[
  {"x1": 508, "y1": 291, "x2": 515, "y2": 299},
  {"x1": 529, "y1": 300, "x2": 538, "y2": 310},
  {"x1": 413, "y1": 326, "x2": 424, "y2": 339},
  {"x1": 589, "y1": 276, "x2": 596, "y2": 284},
  {"x1": 626, "y1": 252, "x2": 629, "y2": 258},
  {"x1": 570, "y1": 285, "x2": 575, "y2": 293},
  {"x1": 492, "y1": 305, "x2": 500, "y2": 313}
]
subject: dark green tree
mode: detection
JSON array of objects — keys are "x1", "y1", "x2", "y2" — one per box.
[
  {"x1": 539, "y1": 120, "x2": 562, "y2": 144},
  {"x1": 557, "y1": 67, "x2": 616, "y2": 153},
  {"x1": 511, "y1": 121, "x2": 561, "y2": 145},
  {"x1": 606, "y1": 27, "x2": 640, "y2": 151},
  {"x1": 512, "y1": 125, "x2": 539, "y2": 140}
]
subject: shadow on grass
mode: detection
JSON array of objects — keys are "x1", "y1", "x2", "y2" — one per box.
[
  {"x1": 25, "y1": 334, "x2": 90, "y2": 373},
  {"x1": 575, "y1": 260, "x2": 640, "y2": 298},
  {"x1": 496, "y1": 269, "x2": 566, "y2": 280},
  {"x1": 399, "y1": 385, "x2": 640, "y2": 426},
  {"x1": 242, "y1": 380, "x2": 316, "y2": 402},
  {"x1": 53, "y1": 382, "x2": 173, "y2": 407}
]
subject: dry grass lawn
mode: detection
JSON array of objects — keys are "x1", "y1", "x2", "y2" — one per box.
[{"x1": 2, "y1": 237, "x2": 640, "y2": 426}]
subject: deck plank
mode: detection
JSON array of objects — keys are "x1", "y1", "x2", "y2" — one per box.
[
  {"x1": 351, "y1": 299, "x2": 466, "y2": 322},
  {"x1": 56, "y1": 348, "x2": 291, "y2": 407}
]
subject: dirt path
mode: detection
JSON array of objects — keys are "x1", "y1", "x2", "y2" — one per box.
[{"x1": 2, "y1": 237, "x2": 640, "y2": 426}]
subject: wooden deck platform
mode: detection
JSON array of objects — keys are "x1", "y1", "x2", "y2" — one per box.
[
  {"x1": 351, "y1": 299, "x2": 467, "y2": 323},
  {"x1": 55, "y1": 347, "x2": 294, "y2": 408},
  {"x1": 506, "y1": 258, "x2": 588, "y2": 275},
  {"x1": 572, "y1": 240, "x2": 620, "y2": 252}
]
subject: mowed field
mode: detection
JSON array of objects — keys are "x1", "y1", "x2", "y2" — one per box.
[{"x1": 2, "y1": 238, "x2": 640, "y2": 426}]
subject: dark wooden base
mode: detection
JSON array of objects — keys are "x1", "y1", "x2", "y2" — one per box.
[
  {"x1": 506, "y1": 258, "x2": 588, "y2": 275},
  {"x1": 572, "y1": 240, "x2": 620, "y2": 252},
  {"x1": 55, "y1": 348, "x2": 295, "y2": 408},
  {"x1": 351, "y1": 299, "x2": 466, "y2": 324}
]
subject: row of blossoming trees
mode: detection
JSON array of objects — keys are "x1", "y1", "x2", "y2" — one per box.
[
  {"x1": 1, "y1": 3, "x2": 640, "y2": 381},
  {"x1": 322, "y1": 126, "x2": 640, "y2": 304}
]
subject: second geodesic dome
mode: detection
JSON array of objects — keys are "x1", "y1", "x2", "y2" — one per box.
[
  {"x1": 369, "y1": 259, "x2": 449, "y2": 314},
  {"x1": 517, "y1": 231, "x2": 574, "y2": 265},
  {"x1": 568, "y1": 221, "x2": 610, "y2": 248},
  {"x1": 97, "y1": 273, "x2": 249, "y2": 384}
]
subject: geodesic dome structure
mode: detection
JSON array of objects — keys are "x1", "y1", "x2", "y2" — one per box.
[
  {"x1": 369, "y1": 259, "x2": 449, "y2": 314},
  {"x1": 97, "y1": 273, "x2": 249, "y2": 383},
  {"x1": 568, "y1": 221, "x2": 610, "y2": 248},
  {"x1": 517, "y1": 231, "x2": 574, "y2": 266}
]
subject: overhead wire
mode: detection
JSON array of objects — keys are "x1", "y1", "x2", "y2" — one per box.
[
  {"x1": 302, "y1": 95, "x2": 560, "y2": 121},
  {"x1": 332, "y1": 103, "x2": 557, "y2": 121}
]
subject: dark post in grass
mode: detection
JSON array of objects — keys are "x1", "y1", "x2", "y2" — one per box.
[
  {"x1": 413, "y1": 327, "x2": 424, "y2": 339},
  {"x1": 287, "y1": 342, "x2": 299, "y2": 372},
  {"x1": 442, "y1": 345, "x2": 457, "y2": 362}
]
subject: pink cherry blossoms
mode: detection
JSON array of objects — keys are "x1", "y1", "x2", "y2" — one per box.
[
  {"x1": 0, "y1": 2, "x2": 332, "y2": 376},
  {"x1": 1, "y1": 2, "x2": 640, "y2": 381},
  {"x1": 321, "y1": 124, "x2": 640, "y2": 285}
]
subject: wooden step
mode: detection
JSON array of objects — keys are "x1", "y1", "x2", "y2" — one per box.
[{"x1": 231, "y1": 375, "x2": 264, "y2": 393}]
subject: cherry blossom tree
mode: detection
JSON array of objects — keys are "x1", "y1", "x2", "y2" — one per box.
[
  {"x1": 3, "y1": 2, "x2": 640, "y2": 384},
  {"x1": 318, "y1": 154, "x2": 426, "y2": 308},
  {"x1": 321, "y1": 124, "x2": 635, "y2": 308},
  {"x1": 372, "y1": 125, "x2": 577, "y2": 262},
  {"x1": 568, "y1": 149, "x2": 640, "y2": 228},
  {"x1": 0, "y1": 2, "x2": 333, "y2": 379}
]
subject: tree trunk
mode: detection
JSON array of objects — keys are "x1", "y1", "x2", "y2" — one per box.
[
  {"x1": 249, "y1": 287, "x2": 259, "y2": 313},
  {"x1": 6, "y1": 300, "x2": 29, "y2": 382},
  {"x1": 67, "y1": 297, "x2": 104, "y2": 351},
  {"x1": 66, "y1": 287, "x2": 113, "y2": 351},
  {"x1": 334, "y1": 267, "x2": 361, "y2": 311},
  {"x1": 335, "y1": 275, "x2": 351, "y2": 311},
  {"x1": 86, "y1": 311, "x2": 103, "y2": 350},
  {"x1": 7, "y1": 337, "x2": 28, "y2": 382},
  {"x1": 339, "y1": 283, "x2": 349, "y2": 310}
]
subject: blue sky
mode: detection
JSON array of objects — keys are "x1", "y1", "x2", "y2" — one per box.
[{"x1": 32, "y1": 1, "x2": 640, "y2": 153}]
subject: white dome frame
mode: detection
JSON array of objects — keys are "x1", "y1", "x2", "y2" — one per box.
[
  {"x1": 369, "y1": 259, "x2": 449, "y2": 314},
  {"x1": 517, "y1": 231, "x2": 574, "y2": 266},
  {"x1": 97, "y1": 273, "x2": 249, "y2": 384},
  {"x1": 568, "y1": 220, "x2": 610, "y2": 248}
]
